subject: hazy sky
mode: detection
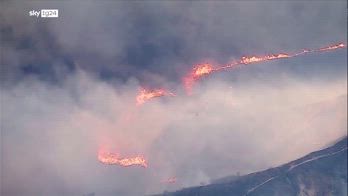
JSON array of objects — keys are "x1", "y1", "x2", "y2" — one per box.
[{"x1": 1, "y1": 1, "x2": 347, "y2": 196}]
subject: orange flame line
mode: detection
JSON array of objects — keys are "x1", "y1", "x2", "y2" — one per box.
[
  {"x1": 216, "y1": 42, "x2": 346, "y2": 71},
  {"x1": 184, "y1": 42, "x2": 346, "y2": 92},
  {"x1": 136, "y1": 88, "x2": 175, "y2": 105},
  {"x1": 98, "y1": 151, "x2": 148, "y2": 168}
]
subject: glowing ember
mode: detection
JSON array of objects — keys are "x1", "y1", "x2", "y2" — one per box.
[
  {"x1": 184, "y1": 42, "x2": 346, "y2": 93},
  {"x1": 183, "y1": 63, "x2": 214, "y2": 93},
  {"x1": 98, "y1": 151, "x2": 147, "y2": 168},
  {"x1": 161, "y1": 177, "x2": 177, "y2": 184},
  {"x1": 193, "y1": 63, "x2": 214, "y2": 76},
  {"x1": 136, "y1": 88, "x2": 175, "y2": 105},
  {"x1": 239, "y1": 53, "x2": 290, "y2": 64},
  {"x1": 318, "y1": 42, "x2": 346, "y2": 51}
]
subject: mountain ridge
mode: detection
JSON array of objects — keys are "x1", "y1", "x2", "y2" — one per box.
[{"x1": 156, "y1": 136, "x2": 347, "y2": 196}]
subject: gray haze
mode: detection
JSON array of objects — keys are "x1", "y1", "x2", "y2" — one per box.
[{"x1": 1, "y1": 1, "x2": 347, "y2": 196}]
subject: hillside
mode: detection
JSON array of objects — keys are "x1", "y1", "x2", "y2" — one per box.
[{"x1": 157, "y1": 137, "x2": 348, "y2": 196}]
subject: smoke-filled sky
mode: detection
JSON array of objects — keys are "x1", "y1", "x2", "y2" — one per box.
[{"x1": 0, "y1": 1, "x2": 347, "y2": 196}]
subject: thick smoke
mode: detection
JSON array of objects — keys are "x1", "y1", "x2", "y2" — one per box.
[
  {"x1": 1, "y1": 1, "x2": 347, "y2": 196},
  {"x1": 1, "y1": 70, "x2": 346, "y2": 195},
  {"x1": 1, "y1": 1, "x2": 346, "y2": 85}
]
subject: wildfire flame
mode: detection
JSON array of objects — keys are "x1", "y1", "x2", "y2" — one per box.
[
  {"x1": 97, "y1": 42, "x2": 345, "y2": 171},
  {"x1": 239, "y1": 53, "x2": 290, "y2": 64},
  {"x1": 98, "y1": 151, "x2": 148, "y2": 168},
  {"x1": 184, "y1": 42, "x2": 346, "y2": 92},
  {"x1": 136, "y1": 88, "x2": 175, "y2": 105},
  {"x1": 318, "y1": 43, "x2": 346, "y2": 51},
  {"x1": 183, "y1": 63, "x2": 214, "y2": 93}
]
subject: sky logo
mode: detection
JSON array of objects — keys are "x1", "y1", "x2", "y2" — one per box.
[{"x1": 29, "y1": 9, "x2": 59, "y2": 18}]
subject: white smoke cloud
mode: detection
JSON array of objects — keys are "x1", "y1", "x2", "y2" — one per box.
[{"x1": 1, "y1": 69, "x2": 346, "y2": 196}]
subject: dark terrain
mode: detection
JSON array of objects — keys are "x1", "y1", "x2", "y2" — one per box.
[{"x1": 158, "y1": 137, "x2": 347, "y2": 196}]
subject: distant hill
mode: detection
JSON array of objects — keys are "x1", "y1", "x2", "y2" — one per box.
[{"x1": 156, "y1": 137, "x2": 347, "y2": 196}]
